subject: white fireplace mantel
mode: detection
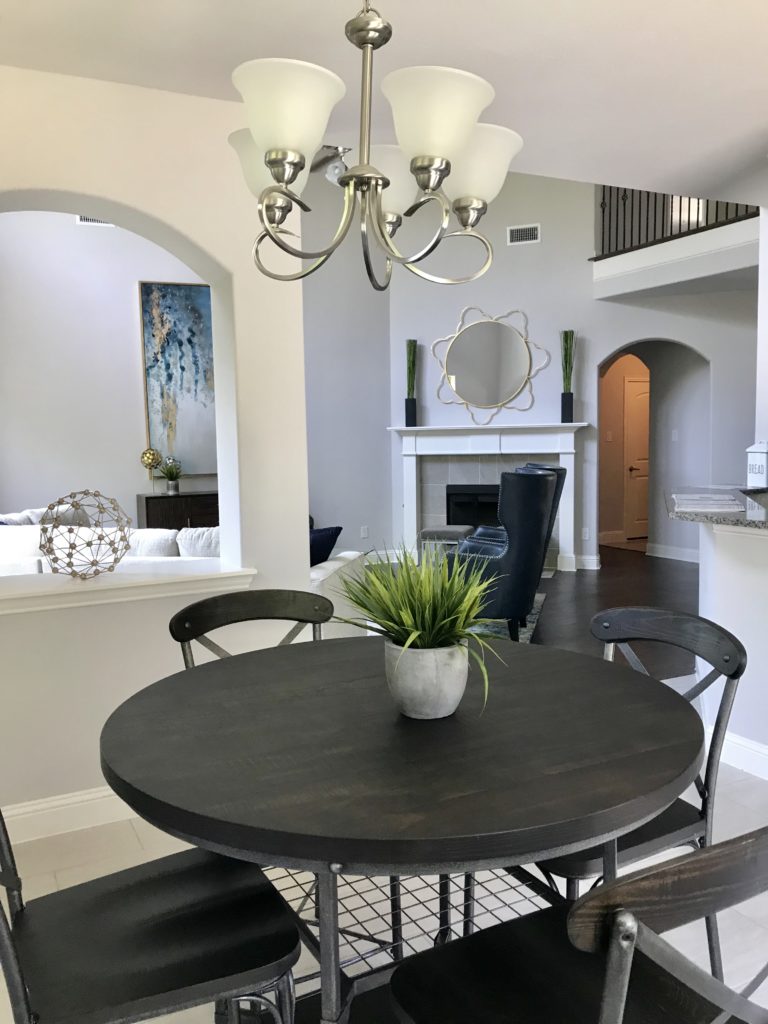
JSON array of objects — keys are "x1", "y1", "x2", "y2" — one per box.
[{"x1": 389, "y1": 423, "x2": 589, "y2": 571}]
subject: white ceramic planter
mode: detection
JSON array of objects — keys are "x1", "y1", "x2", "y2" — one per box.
[{"x1": 384, "y1": 640, "x2": 469, "y2": 719}]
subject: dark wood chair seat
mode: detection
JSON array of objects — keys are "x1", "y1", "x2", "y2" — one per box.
[
  {"x1": 390, "y1": 903, "x2": 728, "y2": 1024},
  {"x1": 11, "y1": 848, "x2": 300, "y2": 1024},
  {"x1": 541, "y1": 797, "x2": 703, "y2": 880}
]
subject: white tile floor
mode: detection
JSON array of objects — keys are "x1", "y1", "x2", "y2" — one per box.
[{"x1": 2, "y1": 763, "x2": 768, "y2": 1021}]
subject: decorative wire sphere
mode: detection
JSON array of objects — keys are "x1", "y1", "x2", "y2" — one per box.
[
  {"x1": 39, "y1": 490, "x2": 132, "y2": 580},
  {"x1": 162, "y1": 456, "x2": 181, "y2": 473},
  {"x1": 140, "y1": 447, "x2": 162, "y2": 471}
]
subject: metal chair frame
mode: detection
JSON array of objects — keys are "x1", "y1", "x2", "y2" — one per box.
[
  {"x1": 391, "y1": 827, "x2": 768, "y2": 1024},
  {"x1": 168, "y1": 589, "x2": 334, "y2": 668},
  {"x1": 571, "y1": 827, "x2": 768, "y2": 1024},
  {"x1": 543, "y1": 606, "x2": 747, "y2": 981},
  {"x1": 0, "y1": 808, "x2": 295, "y2": 1024}
]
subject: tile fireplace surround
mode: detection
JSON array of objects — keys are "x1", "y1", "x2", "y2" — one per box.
[{"x1": 390, "y1": 424, "x2": 588, "y2": 571}]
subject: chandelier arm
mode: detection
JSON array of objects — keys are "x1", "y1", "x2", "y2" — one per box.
[
  {"x1": 368, "y1": 187, "x2": 451, "y2": 265},
  {"x1": 360, "y1": 191, "x2": 393, "y2": 290},
  {"x1": 403, "y1": 230, "x2": 494, "y2": 285},
  {"x1": 259, "y1": 182, "x2": 357, "y2": 261},
  {"x1": 252, "y1": 230, "x2": 334, "y2": 282}
]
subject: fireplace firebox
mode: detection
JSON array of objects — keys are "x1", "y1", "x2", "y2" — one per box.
[{"x1": 446, "y1": 485, "x2": 500, "y2": 529}]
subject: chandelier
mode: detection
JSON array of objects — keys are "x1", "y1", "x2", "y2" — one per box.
[{"x1": 228, "y1": 2, "x2": 523, "y2": 290}]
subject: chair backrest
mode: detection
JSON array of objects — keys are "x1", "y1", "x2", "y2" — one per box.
[
  {"x1": 168, "y1": 589, "x2": 334, "y2": 668},
  {"x1": 524, "y1": 462, "x2": 566, "y2": 556},
  {"x1": 0, "y1": 809, "x2": 33, "y2": 1024},
  {"x1": 591, "y1": 606, "x2": 747, "y2": 839},
  {"x1": 567, "y1": 826, "x2": 768, "y2": 1024},
  {"x1": 458, "y1": 470, "x2": 557, "y2": 620}
]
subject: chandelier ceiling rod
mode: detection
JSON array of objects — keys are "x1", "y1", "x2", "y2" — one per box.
[{"x1": 229, "y1": 3, "x2": 523, "y2": 289}]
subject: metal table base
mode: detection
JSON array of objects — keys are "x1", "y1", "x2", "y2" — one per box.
[{"x1": 263, "y1": 864, "x2": 561, "y2": 1023}]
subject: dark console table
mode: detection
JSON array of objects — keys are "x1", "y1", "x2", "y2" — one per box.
[{"x1": 135, "y1": 490, "x2": 218, "y2": 530}]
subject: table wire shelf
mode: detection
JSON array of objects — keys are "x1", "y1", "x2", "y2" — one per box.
[{"x1": 264, "y1": 866, "x2": 558, "y2": 992}]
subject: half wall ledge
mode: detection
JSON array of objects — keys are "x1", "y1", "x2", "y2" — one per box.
[{"x1": 0, "y1": 563, "x2": 257, "y2": 616}]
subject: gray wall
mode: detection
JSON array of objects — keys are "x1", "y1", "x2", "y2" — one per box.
[
  {"x1": 0, "y1": 211, "x2": 211, "y2": 519},
  {"x1": 302, "y1": 174, "x2": 393, "y2": 551},
  {"x1": 388, "y1": 172, "x2": 757, "y2": 561},
  {"x1": 633, "y1": 340, "x2": 711, "y2": 558}
]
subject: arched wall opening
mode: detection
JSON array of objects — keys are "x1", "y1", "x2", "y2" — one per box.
[
  {"x1": 598, "y1": 338, "x2": 711, "y2": 562},
  {"x1": 0, "y1": 190, "x2": 242, "y2": 567}
]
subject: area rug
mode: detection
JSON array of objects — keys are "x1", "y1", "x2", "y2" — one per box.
[{"x1": 478, "y1": 592, "x2": 546, "y2": 643}]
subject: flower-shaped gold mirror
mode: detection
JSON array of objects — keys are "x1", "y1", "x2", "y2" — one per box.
[{"x1": 432, "y1": 307, "x2": 549, "y2": 424}]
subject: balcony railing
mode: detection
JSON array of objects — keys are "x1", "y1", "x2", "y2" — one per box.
[{"x1": 594, "y1": 186, "x2": 758, "y2": 260}]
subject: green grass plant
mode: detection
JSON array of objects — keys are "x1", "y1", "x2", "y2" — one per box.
[{"x1": 336, "y1": 545, "x2": 502, "y2": 705}]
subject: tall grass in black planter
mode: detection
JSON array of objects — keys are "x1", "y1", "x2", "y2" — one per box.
[
  {"x1": 560, "y1": 329, "x2": 575, "y2": 423},
  {"x1": 405, "y1": 338, "x2": 418, "y2": 427}
]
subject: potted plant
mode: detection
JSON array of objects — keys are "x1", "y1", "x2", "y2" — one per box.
[
  {"x1": 405, "y1": 338, "x2": 418, "y2": 427},
  {"x1": 336, "y1": 546, "x2": 500, "y2": 719},
  {"x1": 158, "y1": 456, "x2": 182, "y2": 494},
  {"x1": 560, "y1": 329, "x2": 576, "y2": 423}
]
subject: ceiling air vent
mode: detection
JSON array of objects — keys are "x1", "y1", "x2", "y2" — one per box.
[
  {"x1": 76, "y1": 215, "x2": 114, "y2": 227},
  {"x1": 507, "y1": 223, "x2": 540, "y2": 246}
]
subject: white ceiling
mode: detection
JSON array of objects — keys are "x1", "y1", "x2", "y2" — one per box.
[{"x1": 2, "y1": 0, "x2": 768, "y2": 199}]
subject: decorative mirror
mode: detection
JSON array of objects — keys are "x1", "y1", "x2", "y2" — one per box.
[{"x1": 432, "y1": 307, "x2": 549, "y2": 424}]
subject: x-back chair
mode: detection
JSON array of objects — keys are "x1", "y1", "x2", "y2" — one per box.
[
  {"x1": 0, "y1": 805, "x2": 299, "y2": 1024},
  {"x1": 391, "y1": 825, "x2": 768, "y2": 1024},
  {"x1": 168, "y1": 589, "x2": 334, "y2": 667},
  {"x1": 535, "y1": 605, "x2": 747, "y2": 980}
]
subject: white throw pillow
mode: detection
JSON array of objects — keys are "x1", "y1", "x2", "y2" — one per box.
[
  {"x1": 177, "y1": 526, "x2": 220, "y2": 558},
  {"x1": 0, "y1": 508, "x2": 46, "y2": 525},
  {"x1": 124, "y1": 529, "x2": 180, "y2": 557}
]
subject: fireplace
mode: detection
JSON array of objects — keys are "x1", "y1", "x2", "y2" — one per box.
[{"x1": 446, "y1": 484, "x2": 500, "y2": 528}]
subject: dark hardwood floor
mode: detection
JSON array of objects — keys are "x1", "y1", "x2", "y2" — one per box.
[{"x1": 535, "y1": 545, "x2": 699, "y2": 677}]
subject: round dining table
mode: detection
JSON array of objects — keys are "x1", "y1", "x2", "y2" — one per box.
[{"x1": 101, "y1": 635, "x2": 704, "y2": 1024}]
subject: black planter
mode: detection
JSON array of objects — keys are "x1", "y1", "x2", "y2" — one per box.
[
  {"x1": 405, "y1": 397, "x2": 418, "y2": 427},
  {"x1": 561, "y1": 392, "x2": 574, "y2": 423}
]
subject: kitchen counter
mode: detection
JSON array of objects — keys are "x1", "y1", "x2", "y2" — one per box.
[{"x1": 666, "y1": 485, "x2": 768, "y2": 529}]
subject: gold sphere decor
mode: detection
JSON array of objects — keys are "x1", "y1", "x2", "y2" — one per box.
[
  {"x1": 140, "y1": 447, "x2": 162, "y2": 472},
  {"x1": 39, "y1": 490, "x2": 132, "y2": 580}
]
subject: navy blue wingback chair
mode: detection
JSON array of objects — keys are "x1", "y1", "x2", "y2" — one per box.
[
  {"x1": 474, "y1": 463, "x2": 566, "y2": 619},
  {"x1": 456, "y1": 470, "x2": 557, "y2": 640}
]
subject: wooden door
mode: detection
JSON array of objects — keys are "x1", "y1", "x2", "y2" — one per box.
[{"x1": 623, "y1": 377, "x2": 649, "y2": 539}]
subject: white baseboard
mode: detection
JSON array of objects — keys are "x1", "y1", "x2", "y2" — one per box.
[
  {"x1": 5, "y1": 786, "x2": 135, "y2": 844},
  {"x1": 705, "y1": 727, "x2": 768, "y2": 782},
  {"x1": 598, "y1": 530, "x2": 626, "y2": 544},
  {"x1": 646, "y1": 543, "x2": 699, "y2": 563},
  {"x1": 576, "y1": 555, "x2": 601, "y2": 570}
]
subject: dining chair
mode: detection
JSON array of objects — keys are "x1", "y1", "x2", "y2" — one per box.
[
  {"x1": 535, "y1": 605, "x2": 747, "y2": 979},
  {"x1": 168, "y1": 588, "x2": 334, "y2": 667},
  {"x1": 390, "y1": 825, "x2": 768, "y2": 1024},
  {"x1": 0, "y1": 807, "x2": 299, "y2": 1024}
]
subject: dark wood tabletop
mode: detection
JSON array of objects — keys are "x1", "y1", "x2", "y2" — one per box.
[{"x1": 101, "y1": 636, "x2": 704, "y2": 874}]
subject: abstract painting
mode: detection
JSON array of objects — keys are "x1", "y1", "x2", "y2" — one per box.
[{"x1": 140, "y1": 282, "x2": 216, "y2": 476}]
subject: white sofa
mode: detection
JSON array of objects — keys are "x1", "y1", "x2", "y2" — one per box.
[
  {"x1": 0, "y1": 522, "x2": 220, "y2": 575},
  {"x1": 310, "y1": 549, "x2": 369, "y2": 637}
]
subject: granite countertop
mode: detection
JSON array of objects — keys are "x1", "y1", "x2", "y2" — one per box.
[{"x1": 667, "y1": 486, "x2": 768, "y2": 529}]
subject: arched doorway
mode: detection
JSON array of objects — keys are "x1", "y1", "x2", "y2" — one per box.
[
  {"x1": 598, "y1": 339, "x2": 711, "y2": 562},
  {"x1": 0, "y1": 190, "x2": 242, "y2": 567}
]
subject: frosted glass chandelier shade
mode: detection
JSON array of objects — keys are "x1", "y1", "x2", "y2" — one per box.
[
  {"x1": 381, "y1": 66, "x2": 494, "y2": 164},
  {"x1": 370, "y1": 144, "x2": 416, "y2": 215},
  {"x1": 443, "y1": 124, "x2": 524, "y2": 203},
  {"x1": 228, "y1": 129, "x2": 311, "y2": 197},
  {"x1": 232, "y1": 58, "x2": 346, "y2": 161}
]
